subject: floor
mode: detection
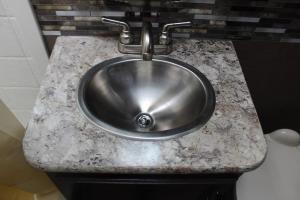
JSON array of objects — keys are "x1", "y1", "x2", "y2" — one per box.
[
  {"x1": 0, "y1": 185, "x2": 64, "y2": 200},
  {"x1": 0, "y1": 185, "x2": 34, "y2": 200}
]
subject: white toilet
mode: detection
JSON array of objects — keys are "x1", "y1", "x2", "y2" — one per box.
[{"x1": 237, "y1": 129, "x2": 300, "y2": 200}]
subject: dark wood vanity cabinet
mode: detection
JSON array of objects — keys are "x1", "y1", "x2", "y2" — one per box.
[{"x1": 48, "y1": 173, "x2": 241, "y2": 200}]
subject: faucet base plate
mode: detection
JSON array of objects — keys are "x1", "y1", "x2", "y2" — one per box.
[{"x1": 118, "y1": 43, "x2": 172, "y2": 55}]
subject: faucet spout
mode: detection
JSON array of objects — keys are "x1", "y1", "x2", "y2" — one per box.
[{"x1": 141, "y1": 22, "x2": 153, "y2": 61}]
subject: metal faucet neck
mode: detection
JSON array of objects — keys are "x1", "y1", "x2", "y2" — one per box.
[{"x1": 141, "y1": 22, "x2": 153, "y2": 61}]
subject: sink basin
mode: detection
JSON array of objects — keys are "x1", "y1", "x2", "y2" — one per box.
[{"x1": 77, "y1": 56, "x2": 215, "y2": 140}]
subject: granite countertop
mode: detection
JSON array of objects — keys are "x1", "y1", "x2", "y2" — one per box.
[{"x1": 23, "y1": 36, "x2": 267, "y2": 173}]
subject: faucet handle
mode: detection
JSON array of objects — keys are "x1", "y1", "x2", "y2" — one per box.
[
  {"x1": 101, "y1": 17, "x2": 132, "y2": 44},
  {"x1": 159, "y1": 21, "x2": 192, "y2": 45}
]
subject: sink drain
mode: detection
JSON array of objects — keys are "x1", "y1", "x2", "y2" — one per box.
[{"x1": 136, "y1": 113, "x2": 153, "y2": 129}]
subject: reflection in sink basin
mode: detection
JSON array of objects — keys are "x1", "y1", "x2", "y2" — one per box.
[{"x1": 77, "y1": 56, "x2": 215, "y2": 140}]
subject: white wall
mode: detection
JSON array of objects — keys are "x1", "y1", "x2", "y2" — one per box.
[{"x1": 0, "y1": 0, "x2": 48, "y2": 127}]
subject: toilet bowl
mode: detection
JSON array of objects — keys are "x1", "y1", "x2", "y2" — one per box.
[
  {"x1": 269, "y1": 129, "x2": 300, "y2": 147},
  {"x1": 237, "y1": 129, "x2": 300, "y2": 200}
]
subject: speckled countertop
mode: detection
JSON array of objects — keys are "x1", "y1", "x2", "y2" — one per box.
[{"x1": 23, "y1": 36, "x2": 267, "y2": 173}]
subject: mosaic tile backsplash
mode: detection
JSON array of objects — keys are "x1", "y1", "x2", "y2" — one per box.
[{"x1": 31, "y1": 0, "x2": 300, "y2": 50}]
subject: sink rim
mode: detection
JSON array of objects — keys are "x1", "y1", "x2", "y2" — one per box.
[{"x1": 77, "y1": 55, "x2": 215, "y2": 141}]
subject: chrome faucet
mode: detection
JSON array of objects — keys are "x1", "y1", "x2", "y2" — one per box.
[
  {"x1": 141, "y1": 22, "x2": 153, "y2": 60},
  {"x1": 101, "y1": 17, "x2": 191, "y2": 57},
  {"x1": 159, "y1": 21, "x2": 192, "y2": 45},
  {"x1": 101, "y1": 17, "x2": 132, "y2": 44}
]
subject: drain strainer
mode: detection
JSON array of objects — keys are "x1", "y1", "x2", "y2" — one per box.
[{"x1": 136, "y1": 113, "x2": 153, "y2": 129}]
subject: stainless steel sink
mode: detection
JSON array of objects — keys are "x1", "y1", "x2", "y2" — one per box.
[{"x1": 77, "y1": 56, "x2": 215, "y2": 140}]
